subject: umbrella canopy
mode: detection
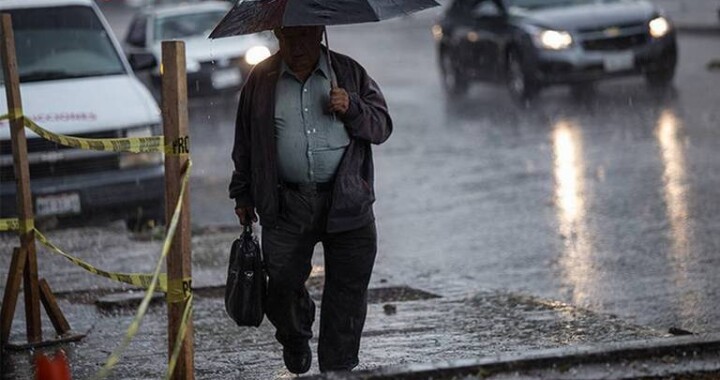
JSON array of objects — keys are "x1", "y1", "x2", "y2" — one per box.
[{"x1": 209, "y1": 0, "x2": 439, "y2": 38}]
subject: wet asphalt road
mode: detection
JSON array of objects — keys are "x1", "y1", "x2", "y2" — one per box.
[{"x1": 106, "y1": 2, "x2": 720, "y2": 335}]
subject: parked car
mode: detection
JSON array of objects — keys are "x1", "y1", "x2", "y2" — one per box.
[
  {"x1": 0, "y1": 0, "x2": 164, "y2": 230},
  {"x1": 434, "y1": 0, "x2": 678, "y2": 101},
  {"x1": 124, "y1": 1, "x2": 277, "y2": 98}
]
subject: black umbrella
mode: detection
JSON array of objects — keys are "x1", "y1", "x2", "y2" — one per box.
[
  {"x1": 208, "y1": 0, "x2": 440, "y2": 80},
  {"x1": 208, "y1": 0, "x2": 440, "y2": 39}
]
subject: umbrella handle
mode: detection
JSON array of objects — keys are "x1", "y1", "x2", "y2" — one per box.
[
  {"x1": 324, "y1": 27, "x2": 339, "y2": 122},
  {"x1": 324, "y1": 27, "x2": 337, "y2": 89}
]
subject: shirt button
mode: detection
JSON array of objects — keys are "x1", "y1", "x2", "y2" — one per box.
[
  {"x1": 312, "y1": 129, "x2": 316, "y2": 133},
  {"x1": 304, "y1": 108, "x2": 308, "y2": 112},
  {"x1": 303, "y1": 89, "x2": 308, "y2": 93},
  {"x1": 306, "y1": 130, "x2": 311, "y2": 134}
]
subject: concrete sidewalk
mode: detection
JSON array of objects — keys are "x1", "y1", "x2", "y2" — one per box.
[
  {"x1": 1, "y1": 227, "x2": 718, "y2": 379},
  {"x1": 1, "y1": 286, "x2": 667, "y2": 379}
]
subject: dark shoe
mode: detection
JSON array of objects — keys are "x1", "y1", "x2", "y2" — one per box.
[{"x1": 283, "y1": 342, "x2": 311, "y2": 374}]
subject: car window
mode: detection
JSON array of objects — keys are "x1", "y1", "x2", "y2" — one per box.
[
  {"x1": 126, "y1": 14, "x2": 148, "y2": 47},
  {"x1": 154, "y1": 11, "x2": 227, "y2": 41},
  {"x1": 448, "y1": 0, "x2": 479, "y2": 17},
  {"x1": 472, "y1": 0, "x2": 503, "y2": 17},
  {"x1": 0, "y1": 6, "x2": 126, "y2": 84}
]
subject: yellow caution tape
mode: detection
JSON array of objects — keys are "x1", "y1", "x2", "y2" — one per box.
[
  {"x1": 0, "y1": 218, "x2": 35, "y2": 233},
  {"x1": 23, "y1": 117, "x2": 169, "y2": 154},
  {"x1": 0, "y1": 218, "x2": 19, "y2": 232},
  {"x1": 167, "y1": 277, "x2": 193, "y2": 304},
  {"x1": 165, "y1": 294, "x2": 193, "y2": 380},
  {"x1": 0, "y1": 113, "x2": 190, "y2": 155},
  {"x1": 1, "y1": 109, "x2": 194, "y2": 375},
  {"x1": 1, "y1": 220, "x2": 167, "y2": 291},
  {"x1": 94, "y1": 161, "x2": 191, "y2": 380},
  {"x1": 34, "y1": 229, "x2": 168, "y2": 292}
]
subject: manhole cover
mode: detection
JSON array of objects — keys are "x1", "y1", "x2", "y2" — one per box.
[
  {"x1": 193, "y1": 284, "x2": 441, "y2": 304},
  {"x1": 58, "y1": 282, "x2": 441, "y2": 311},
  {"x1": 95, "y1": 291, "x2": 164, "y2": 313},
  {"x1": 366, "y1": 286, "x2": 441, "y2": 304}
]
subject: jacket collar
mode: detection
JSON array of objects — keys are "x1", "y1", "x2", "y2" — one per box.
[
  {"x1": 264, "y1": 48, "x2": 341, "y2": 86},
  {"x1": 278, "y1": 50, "x2": 331, "y2": 80}
]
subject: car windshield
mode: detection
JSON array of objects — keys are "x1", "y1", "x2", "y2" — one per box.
[
  {"x1": 0, "y1": 6, "x2": 126, "y2": 84},
  {"x1": 154, "y1": 11, "x2": 227, "y2": 41},
  {"x1": 507, "y1": 0, "x2": 624, "y2": 11}
]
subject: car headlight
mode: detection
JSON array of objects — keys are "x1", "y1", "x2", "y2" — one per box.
[
  {"x1": 649, "y1": 16, "x2": 670, "y2": 38},
  {"x1": 245, "y1": 46, "x2": 271, "y2": 65},
  {"x1": 186, "y1": 60, "x2": 201, "y2": 73},
  {"x1": 120, "y1": 126, "x2": 163, "y2": 169},
  {"x1": 537, "y1": 30, "x2": 573, "y2": 50}
]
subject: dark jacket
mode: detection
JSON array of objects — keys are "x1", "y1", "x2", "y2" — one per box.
[{"x1": 229, "y1": 50, "x2": 393, "y2": 233}]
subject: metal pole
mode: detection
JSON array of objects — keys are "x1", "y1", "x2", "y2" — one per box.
[{"x1": 161, "y1": 40, "x2": 194, "y2": 380}]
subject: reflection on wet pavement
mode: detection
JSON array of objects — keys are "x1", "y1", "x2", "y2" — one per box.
[
  {"x1": 656, "y1": 109, "x2": 690, "y2": 260},
  {"x1": 552, "y1": 119, "x2": 595, "y2": 307},
  {"x1": 655, "y1": 109, "x2": 704, "y2": 329}
]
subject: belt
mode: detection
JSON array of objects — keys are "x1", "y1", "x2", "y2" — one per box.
[{"x1": 283, "y1": 182, "x2": 334, "y2": 193}]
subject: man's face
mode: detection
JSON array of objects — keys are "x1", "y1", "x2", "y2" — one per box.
[{"x1": 275, "y1": 26, "x2": 323, "y2": 72}]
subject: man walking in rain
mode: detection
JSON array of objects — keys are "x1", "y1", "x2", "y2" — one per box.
[{"x1": 229, "y1": 26, "x2": 392, "y2": 374}]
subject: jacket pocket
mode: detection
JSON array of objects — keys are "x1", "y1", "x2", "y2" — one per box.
[{"x1": 332, "y1": 175, "x2": 372, "y2": 217}]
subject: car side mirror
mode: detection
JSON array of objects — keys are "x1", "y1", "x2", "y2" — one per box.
[
  {"x1": 126, "y1": 35, "x2": 146, "y2": 48},
  {"x1": 128, "y1": 52, "x2": 157, "y2": 71}
]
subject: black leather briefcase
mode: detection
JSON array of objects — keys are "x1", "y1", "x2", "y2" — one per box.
[{"x1": 225, "y1": 225, "x2": 266, "y2": 327}]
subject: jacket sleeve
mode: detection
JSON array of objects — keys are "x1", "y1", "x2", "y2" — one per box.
[
  {"x1": 340, "y1": 63, "x2": 393, "y2": 145},
  {"x1": 228, "y1": 80, "x2": 253, "y2": 209}
]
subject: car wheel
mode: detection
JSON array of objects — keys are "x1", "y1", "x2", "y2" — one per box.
[
  {"x1": 440, "y1": 49, "x2": 468, "y2": 97},
  {"x1": 506, "y1": 50, "x2": 539, "y2": 104},
  {"x1": 645, "y1": 66, "x2": 676, "y2": 88}
]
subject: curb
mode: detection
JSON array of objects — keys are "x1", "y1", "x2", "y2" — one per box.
[{"x1": 303, "y1": 333, "x2": 720, "y2": 379}]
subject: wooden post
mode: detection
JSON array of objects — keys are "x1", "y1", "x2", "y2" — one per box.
[
  {"x1": 161, "y1": 40, "x2": 194, "y2": 380},
  {"x1": 1, "y1": 13, "x2": 42, "y2": 344},
  {"x1": 0, "y1": 248, "x2": 26, "y2": 345},
  {"x1": 38, "y1": 279, "x2": 71, "y2": 335}
]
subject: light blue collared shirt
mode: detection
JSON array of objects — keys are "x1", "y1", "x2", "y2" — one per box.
[{"x1": 274, "y1": 50, "x2": 350, "y2": 183}]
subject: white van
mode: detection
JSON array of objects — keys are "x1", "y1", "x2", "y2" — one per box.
[{"x1": 0, "y1": 0, "x2": 164, "y2": 229}]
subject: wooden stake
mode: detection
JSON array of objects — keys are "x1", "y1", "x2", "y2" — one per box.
[
  {"x1": 38, "y1": 279, "x2": 71, "y2": 335},
  {"x1": 161, "y1": 40, "x2": 194, "y2": 380},
  {"x1": 0, "y1": 247, "x2": 27, "y2": 345},
  {"x1": 1, "y1": 13, "x2": 41, "y2": 344}
]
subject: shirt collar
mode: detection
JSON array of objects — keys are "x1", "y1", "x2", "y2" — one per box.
[{"x1": 280, "y1": 50, "x2": 330, "y2": 80}]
